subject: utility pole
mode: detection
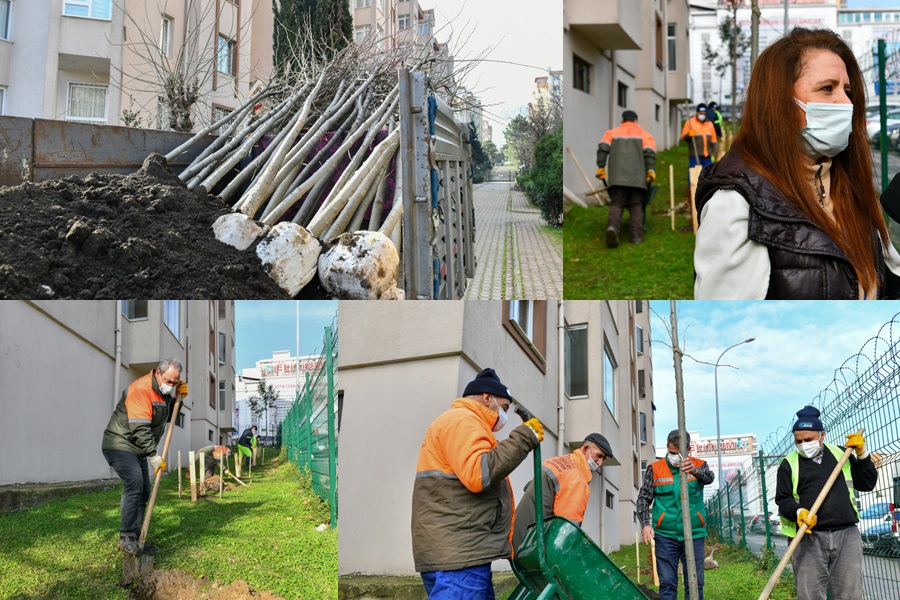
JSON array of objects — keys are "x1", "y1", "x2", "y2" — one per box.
[
  {"x1": 670, "y1": 301, "x2": 700, "y2": 600},
  {"x1": 784, "y1": 0, "x2": 789, "y2": 36},
  {"x1": 751, "y1": 0, "x2": 760, "y2": 72}
]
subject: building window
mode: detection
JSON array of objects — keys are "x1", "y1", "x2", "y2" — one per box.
[
  {"x1": 503, "y1": 301, "x2": 548, "y2": 373},
  {"x1": 63, "y1": 0, "x2": 111, "y2": 20},
  {"x1": 156, "y1": 96, "x2": 171, "y2": 130},
  {"x1": 573, "y1": 54, "x2": 590, "y2": 94},
  {"x1": 176, "y1": 413, "x2": 184, "y2": 428},
  {"x1": 217, "y1": 35, "x2": 235, "y2": 76},
  {"x1": 603, "y1": 344, "x2": 616, "y2": 416},
  {"x1": 208, "y1": 429, "x2": 213, "y2": 442},
  {"x1": 640, "y1": 412, "x2": 647, "y2": 444},
  {"x1": 655, "y1": 104, "x2": 661, "y2": 122},
  {"x1": 355, "y1": 0, "x2": 371, "y2": 7},
  {"x1": 354, "y1": 25, "x2": 370, "y2": 43},
  {"x1": 164, "y1": 300, "x2": 180, "y2": 340},
  {"x1": 638, "y1": 369, "x2": 646, "y2": 398},
  {"x1": 122, "y1": 300, "x2": 148, "y2": 320},
  {"x1": 636, "y1": 325, "x2": 644, "y2": 354},
  {"x1": 606, "y1": 491, "x2": 615, "y2": 509},
  {"x1": 160, "y1": 15, "x2": 172, "y2": 56},
  {"x1": 212, "y1": 105, "x2": 233, "y2": 135},
  {"x1": 219, "y1": 380, "x2": 226, "y2": 410},
  {"x1": 66, "y1": 83, "x2": 108, "y2": 124},
  {"x1": 565, "y1": 325, "x2": 588, "y2": 398},
  {"x1": 617, "y1": 81, "x2": 628, "y2": 108},
  {"x1": 0, "y1": 87, "x2": 6, "y2": 116},
  {"x1": 667, "y1": 22, "x2": 677, "y2": 72},
  {"x1": 218, "y1": 332, "x2": 226, "y2": 364},
  {"x1": 635, "y1": 300, "x2": 643, "y2": 313},
  {"x1": 641, "y1": 459, "x2": 648, "y2": 481},
  {"x1": 655, "y1": 15, "x2": 663, "y2": 68},
  {"x1": 218, "y1": 300, "x2": 227, "y2": 319},
  {"x1": 417, "y1": 20, "x2": 430, "y2": 36},
  {"x1": 0, "y1": 0, "x2": 10, "y2": 40},
  {"x1": 398, "y1": 14, "x2": 410, "y2": 30}
]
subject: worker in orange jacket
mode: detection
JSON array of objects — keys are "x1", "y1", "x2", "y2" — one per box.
[
  {"x1": 596, "y1": 110, "x2": 656, "y2": 247},
  {"x1": 511, "y1": 433, "x2": 617, "y2": 551},
  {"x1": 682, "y1": 103, "x2": 718, "y2": 169},
  {"x1": 412, "y1": 368, "x2": 544, "y2": 599}
]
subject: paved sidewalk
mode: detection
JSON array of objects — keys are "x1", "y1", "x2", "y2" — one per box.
[{"x1": 464, "y1": 182, "x2": 563, "y2": 299}]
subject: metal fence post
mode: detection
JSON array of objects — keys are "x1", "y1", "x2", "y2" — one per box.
[
  {"x1": 759, "y1": 450, "x2": 772, "y2": 552},
  {"x1": 737, "y1": 471, "x2": 747, "y2": 549},
  {"x1": 325, "y1": 326, "x2": 338, "y2": 527},
  {"x1": 726, "y1": 481, "x2": 735, "y2": 545},
  {"x1": 305, "y1": 371, "x2": 313, "y2": 473}
]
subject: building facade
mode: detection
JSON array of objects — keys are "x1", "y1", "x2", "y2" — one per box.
[
  {"x1": 564, "y1": 0, "x2": 692, "y2": 196},
  {"x1": 0, "y1": 300, "x2": 235, "y2": 486},
  {"x1": 351, "y1": 0, "x2": 434, "y2": 51},
  {"x1": 338, "y1": 300, "x2": 656, "y2": 577},
  {"x1": 0, "y1": 0, "x2": 273, "y2": 129}
]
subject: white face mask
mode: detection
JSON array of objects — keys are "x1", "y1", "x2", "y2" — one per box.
[
  {"x1": 588, "y1": 457, "x2": 600, "y2": 472},
  {"x1": 794, "y1": 98, "x2": 854, "y2": 158},
  {"x1": 490, "y1": 396, "x2": 508, "y2": 432},
  {"x1": 697, "y1": 113, "x2": 707, "y2": 122},
  {"x1": 797, "y1": 439, "x2": 823, "y2": 459},
  {"x1": 667, "y1": 452, "x2": 682, "y2": 466}
]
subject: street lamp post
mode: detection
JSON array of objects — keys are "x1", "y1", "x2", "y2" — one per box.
[{"x1": 714, "y1": 337, "x2": 755, "y2": 492}]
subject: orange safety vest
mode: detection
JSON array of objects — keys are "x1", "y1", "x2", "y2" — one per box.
[{"x1": 543, "y1": 448, "x2": 592, "y2": 523}]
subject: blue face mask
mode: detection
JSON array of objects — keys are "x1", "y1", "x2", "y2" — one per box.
[{"x1": 794, "y1": 98, "x2": 854, "y2": 158}]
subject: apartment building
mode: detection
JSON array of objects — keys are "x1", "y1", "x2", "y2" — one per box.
[
  {"x1": 0, "y1": 300, "x2": 235, "y2": 486},
  {"x1": 338, "y1": 300, "x2": 656, "y2": 577},
  {"x1": 564, "y1": 0, "x2": 692, "y2": 196},
  {"x1": 0, "y1": 0, "x2": 272, "y2": 129},
  {"x1": 351, "y1": 0, "x2": 434, "y2": 51}
]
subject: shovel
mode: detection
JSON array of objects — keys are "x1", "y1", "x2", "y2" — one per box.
[
  {"x1": 757, "y1": 428, "x2": 864, "y2": 600},
  {"x1": 122, "y1": 392, "x2": 183, "y2": 584}
]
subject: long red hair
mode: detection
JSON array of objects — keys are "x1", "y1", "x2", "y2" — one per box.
[{"x1": 734, "y1": 27, "x2": 888, "y2": 293}]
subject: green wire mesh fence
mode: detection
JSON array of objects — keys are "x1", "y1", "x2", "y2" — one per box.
[
  {"x1": 703, "y1": 314, "x2": 900, "y2": 600},
  {"x1": 284, "y1": 319, "x2": 338, "y2": 527}
]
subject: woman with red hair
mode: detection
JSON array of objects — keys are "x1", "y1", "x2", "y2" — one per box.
[{"x1": 694, "y1": 27, "x2": 900, "y2": 299}]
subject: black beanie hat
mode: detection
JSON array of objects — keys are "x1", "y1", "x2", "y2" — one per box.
[
  {"x1": 697, "y1": 103, "x2": 707, "y2": 113},
  {"x1": 792, "y1": 405, "x2": 824, "y2": 432},
  {"x1": 463, "y1": 368, "x2": 514, "y2": 401}
]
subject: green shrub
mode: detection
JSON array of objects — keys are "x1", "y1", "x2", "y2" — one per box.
[{"x1": 521, "y1": 127, "x2": 562, "y2": 226}]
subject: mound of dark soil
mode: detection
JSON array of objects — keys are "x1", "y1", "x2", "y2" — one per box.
[
  {"x1": 131, "y1": 568, "x2": 284, "y2": 600},
  {"x1": 0, "y1": 154, "x2": 290, "y2": 299}
]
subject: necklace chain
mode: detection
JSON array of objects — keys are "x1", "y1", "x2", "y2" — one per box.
[{"x1": 814, "y1": 164, "x2": 825, "y2": 209}]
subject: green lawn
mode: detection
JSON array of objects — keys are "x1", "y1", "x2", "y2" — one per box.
[
  {"x1": 564, "y1": 143, "x2": 696, "y2": 299},
  {"x1": 0, "y1": 454, "x2": 337, "y2": 599},
  {"x1": 607, "y1": 542, "x2": 797, "y2": 600}
]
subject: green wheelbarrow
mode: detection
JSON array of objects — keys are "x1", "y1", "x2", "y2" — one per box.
[
  {"x1": 642, "y1": 184, "x2": 660, "y2": 231},
  {"x1": 507, "y1": 442, "x2": 650, "y2": 600}
]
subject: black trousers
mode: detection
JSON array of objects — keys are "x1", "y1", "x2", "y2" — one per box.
[
  {"x1": 608, "y1": 185, "x2": 644, "y2": 241},
  {"x1": 103, "y1": 449, "x2": 150, "y2": 535}
]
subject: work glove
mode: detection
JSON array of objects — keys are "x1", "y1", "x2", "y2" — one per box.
[
  {"x1": 646, "y1": 170, "x2": 656, "y2": 184},
  {"x1": 596, "y1": 167, "x2": 606, "y2": 181},
  {"x1": 149, "y1": 454, "x2": 166, "y2": 475},
  {"x1": 797, "y1": 508, "x2": 817, "y2": 531},
  {"x1": 176, "y1": 381, "x2": 188, "y2": 398},
  {"x1": 845, "y1": 433, "x2": 868, "y2": 459},
  {"x1": 523, "y1": 418, "x2": 544, "y2": 443}
]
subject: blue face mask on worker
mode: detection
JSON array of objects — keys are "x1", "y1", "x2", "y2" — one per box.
[
  {"x1": 490, "y1": 395, "x2": 508, "y2": 432},
  {"x1": 794, "y1": 98, "x2": 854, "y2": 158}
]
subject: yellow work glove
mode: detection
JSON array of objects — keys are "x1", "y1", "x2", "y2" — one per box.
[
  {"x1": 596, "y1": 167, "x2": 606, "y2": 181},
  {"x1": 845, "y1": 433, "x2": 867, "y2": 459},
  {"x1": 646, "y1": 170, "x2": 656, "y2": 184},
  {"x1": 176, "y1": 381, "x2": 189, "y2": 398},
  {"x1": 798, "y1": 508, "x2": 817, "y2": 531},
  {"x1": 149, "y1": 454, "x2": 167, "y2": 475},
  {"x1": 523, "y1": 418, "x2": 544, "y2": 443}
]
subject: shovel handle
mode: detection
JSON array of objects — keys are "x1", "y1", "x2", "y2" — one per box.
[
  {"x1": 757, "y1": 428, "x2": 864, "y2": 600},
  {"x1": 651, "y1": 537, "x2": 659, "y2": 587},
  {"x1": 138, "y1": 394, "x2": 182, "y2": 549}
]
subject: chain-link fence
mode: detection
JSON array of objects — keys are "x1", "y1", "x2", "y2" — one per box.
[
  {"x1": 703, "y1": 314, "x2": 900, "y2": 600},
  {"x1": 283, "y1": 319, "x2": 338, "y2": 527}
]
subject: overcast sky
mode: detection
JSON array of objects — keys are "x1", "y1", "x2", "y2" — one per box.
[
  {"x1": 234, "y1": 301, "x2": 338, "y2": 373},
  {"x1": 427, "y1": 0, "x2": 562, "y2": 145},
  {"x1": 647, "y1": 301, "x2": 900, "y2": 452}
]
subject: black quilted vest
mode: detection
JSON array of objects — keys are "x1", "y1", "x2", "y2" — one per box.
[{"x1": 696, "y1": 152, "x2": 891, "y2": 300}]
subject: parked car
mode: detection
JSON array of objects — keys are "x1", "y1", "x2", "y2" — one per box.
[
  {"x1": 861, "y1": 513, "x2": 900, "y2": 557},
  {"x1": 866, "y1": 110, "x2": 900, "y2": 144},
  {"x1": 859, "y1": 502, "x2": 893, "y2": 531},
  {"x1": 749, "y1": 512, "x2": 782, "y2": 535}
]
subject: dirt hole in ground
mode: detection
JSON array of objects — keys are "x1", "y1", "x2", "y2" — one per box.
[
  {"x1": 0, "y1": 154, "x2": 292, "y2": 299},
  {"x1": 130, "y1": 568, "x2": 284, "y2": 600},
  {"x1": 637, "y1": 583, "x2": 662, "y2": 599}
]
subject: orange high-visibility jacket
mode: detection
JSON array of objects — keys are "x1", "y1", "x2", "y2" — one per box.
[
  {"x1": 411, "y1": 398, "x2": 538, "y2": 573},
  {"x1": 511, "y1": 448, "x2": 593, "y2": 551},
  {"x1": 682, "y1": 116, "x2": 718, "y2": 159},
  {"x1": 101, "y1": 372, "x2": 171, "y2": 457},
  {"x1": 596, "y1": 121, "x2": 657, "y2": 189}
]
